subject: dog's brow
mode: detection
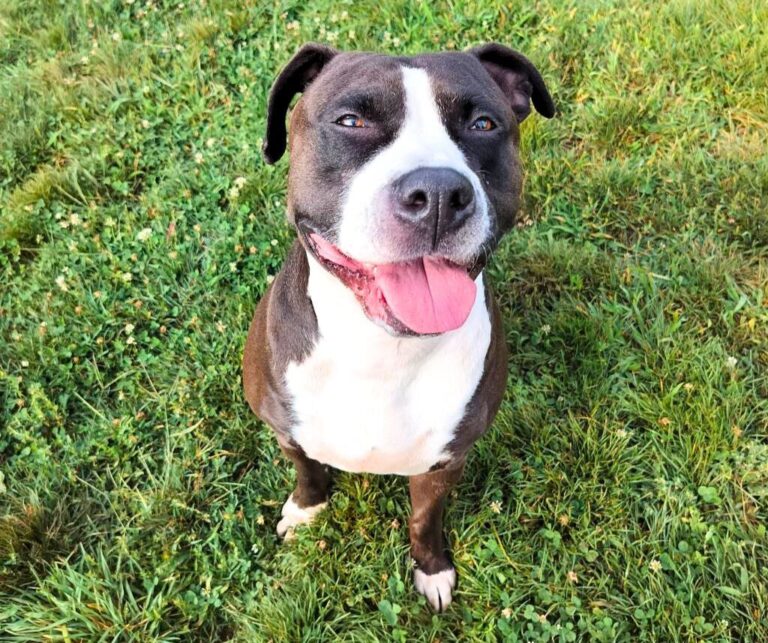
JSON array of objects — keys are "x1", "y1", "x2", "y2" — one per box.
[
  {"x1": 333, "y1": 90, "x2": 389, "y2": 113},
  {"x1": 439, "y1": 91, "x2": 505, "y2": 121}
]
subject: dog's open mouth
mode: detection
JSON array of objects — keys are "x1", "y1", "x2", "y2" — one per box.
[{"x1": 305, "y1": 232, "x2": 477, "y2": 335}]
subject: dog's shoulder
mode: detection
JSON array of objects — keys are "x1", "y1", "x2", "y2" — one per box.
[
  {"x1": 267, "y1": 241, "x2": 319, "y2": 360},
  {"x1": 242, "y1": 240, "x2": 318, "y2": 433},
  {"x1": 447, "y1": 279, "x2": 508, "y2": 459}
]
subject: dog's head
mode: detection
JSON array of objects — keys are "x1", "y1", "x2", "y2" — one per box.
[{"x1": 263, "y1": 43, "x2": 554, "y2": 336}]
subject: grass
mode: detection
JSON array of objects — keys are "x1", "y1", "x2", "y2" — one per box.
[{"x1": 1, "y1": 0, "x2": 767, "y2": 640}]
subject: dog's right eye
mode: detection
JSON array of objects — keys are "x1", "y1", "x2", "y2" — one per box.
[
  {"x1": 469, "y1": 116, "x2": 497, "y2": 131},
  {"x1": 335, "y1": 114, "x2": 367, "y2": 128}
]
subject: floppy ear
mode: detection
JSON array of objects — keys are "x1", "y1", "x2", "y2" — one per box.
[
  {"x1": 470, "y1": 43, "x2": 555, "y2": 123},
  {"x1": 263, "y1": 43, "x2": 337, "y2": 164}
]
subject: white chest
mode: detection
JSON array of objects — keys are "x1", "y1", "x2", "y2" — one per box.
[{"x1": 284, "y1": 256, "x2": 492, "y2": 476}]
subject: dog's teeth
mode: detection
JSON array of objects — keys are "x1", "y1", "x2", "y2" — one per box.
[{"x1": 413, "y1": 567, "x2": 457, "y2": 612}]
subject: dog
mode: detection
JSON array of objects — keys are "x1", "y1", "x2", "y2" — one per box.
[{"x1": 243, "y1": 42, "x2": 554, "y2": 611}]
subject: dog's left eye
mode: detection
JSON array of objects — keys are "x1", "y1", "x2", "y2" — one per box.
[
  {"x1": 335, "y1": 114, "x2": 367, "y2": 128},
  {"x1": 469, "y1": 116, "x2": 496, "y2": 131}
]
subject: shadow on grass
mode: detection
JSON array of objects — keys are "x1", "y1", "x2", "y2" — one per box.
[{"x1": 0, "y1": 482, "x2": 112, "y2": 591}]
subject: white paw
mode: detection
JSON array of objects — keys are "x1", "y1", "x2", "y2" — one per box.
[
  {"x1": 276, "y1": 493, "x2": 327, "y2": 539},
  {"x1": 414, "y1": 567, "x2": 457, "y2": 612}
]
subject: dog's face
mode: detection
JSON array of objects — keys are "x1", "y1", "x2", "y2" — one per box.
[{"x1": 263, "y1": 44, "x2": 554, "y2": 336}]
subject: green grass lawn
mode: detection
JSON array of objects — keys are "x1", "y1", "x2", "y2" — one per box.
[{"x1": 1, "y1": 0, "x2": 767, "y2": 640}]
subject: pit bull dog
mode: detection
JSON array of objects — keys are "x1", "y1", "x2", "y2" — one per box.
[{"x1": 243, "y1": 42, "x2": 554, "y2": 611}]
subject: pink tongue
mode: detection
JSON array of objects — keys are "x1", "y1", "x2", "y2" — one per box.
[{"x1": 375, "y1": 257, "x2": 477, "y2": 334}]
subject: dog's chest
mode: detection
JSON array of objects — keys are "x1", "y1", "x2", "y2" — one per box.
[{"x1": 284, "y1": 257, "x2": 491, "y2": 476}]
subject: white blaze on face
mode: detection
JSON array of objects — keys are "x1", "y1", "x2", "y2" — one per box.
[{"x1": 336, "y1": 66, "x2": 491, "y2": 264}]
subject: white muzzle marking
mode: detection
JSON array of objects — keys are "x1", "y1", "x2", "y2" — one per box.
[{"x1": 336, "y1": 66, "x2": 490, "y2": 264}]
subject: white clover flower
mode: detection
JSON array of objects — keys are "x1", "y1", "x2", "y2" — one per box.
[
  {"x1": 55, "y1": 275, "x2": 69, "y2": 292},
  {"x1": 725, "y1": 356, "x2": 738, "y2": 369},
  {"x1": 124, "y1": 323, "x2": 135, "y2": 334},
  {"x1": 137, "y1": 227, "x2": 152, "y2": 242},
  {"x1": 194, "y1": 152, "x2": 203, "y2": 164}
]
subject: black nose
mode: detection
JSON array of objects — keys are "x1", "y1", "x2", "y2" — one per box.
[{"x1": 392, "y1": 167, "x2": 476, "y2": 247}]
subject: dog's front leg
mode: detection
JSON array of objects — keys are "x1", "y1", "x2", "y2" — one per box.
[
  {"x1": 275, "y1": 439, "x2": 332, "y2": 539},
  {"x1": 408, "y1": 461, "x2": 465, "y2": 611}
]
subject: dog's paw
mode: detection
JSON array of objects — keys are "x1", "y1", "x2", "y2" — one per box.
[
  {"x1": 276, "y1": 493, "x2": 327, "y2": 540},
  {"x1": 414, "y1": 567, "x2": 457, "y2": 612}
]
